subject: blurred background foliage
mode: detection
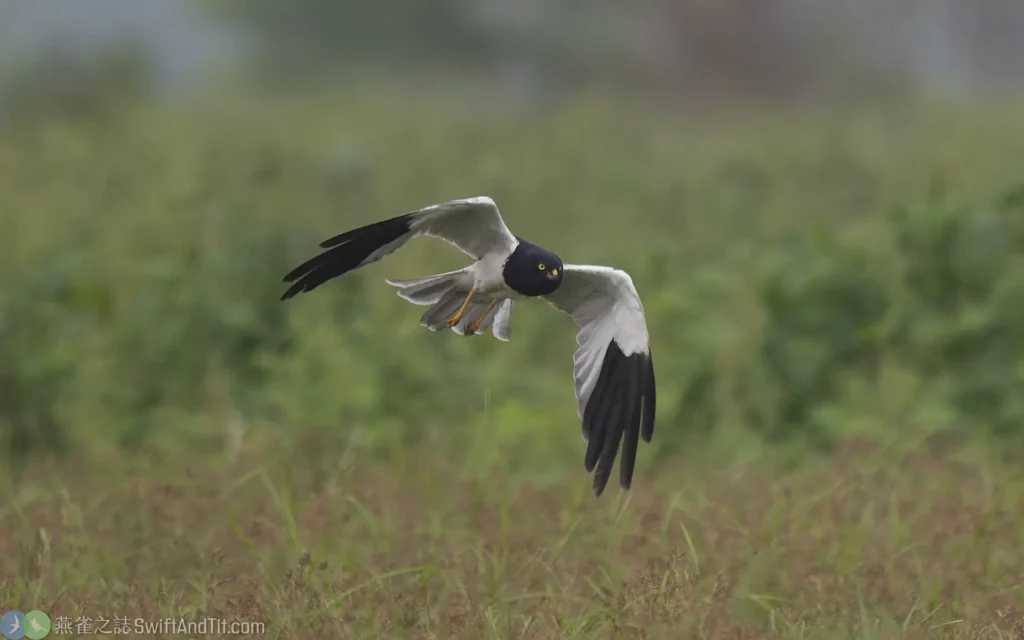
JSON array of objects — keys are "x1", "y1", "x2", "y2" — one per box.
[{"x1": 2, "y1": 0, "x2": 1024, "y2": 481}]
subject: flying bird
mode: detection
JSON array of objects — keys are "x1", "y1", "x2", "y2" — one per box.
[{"x1": 280, "y1": 196, "x2": 655, "y2": 496}]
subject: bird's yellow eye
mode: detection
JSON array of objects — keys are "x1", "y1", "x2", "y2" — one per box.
[{"x1": 538, "y1": 264, "x2": 546, "y2": 271}]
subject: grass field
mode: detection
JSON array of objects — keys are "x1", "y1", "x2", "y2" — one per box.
[
  {"x1": 3, "y1": 88, "x2": 1024, "y2": 638},
  {"x1": 4, "y1": 433, "x2": 1024, "y2": 638}
]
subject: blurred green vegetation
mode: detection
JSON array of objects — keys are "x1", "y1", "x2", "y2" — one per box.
[{"x1": 4, "y1": 73, "x2": 1024, "y2": 480}]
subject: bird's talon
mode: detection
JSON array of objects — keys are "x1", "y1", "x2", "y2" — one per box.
[
  {"x1": 465, "y1": 299, "x2": 497, "y2": 334},
  {"x1": 446, "y1": 287, "x2": 477, "y2": 329}
]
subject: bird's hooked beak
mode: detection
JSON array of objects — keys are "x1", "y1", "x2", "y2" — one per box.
[{"x1": 547, "y1": 268, "x2": 560, "y2": 280}]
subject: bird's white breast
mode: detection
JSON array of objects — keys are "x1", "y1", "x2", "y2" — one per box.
[{"x1": 469, "y1": 248, "x2": 518, "y2": 297}]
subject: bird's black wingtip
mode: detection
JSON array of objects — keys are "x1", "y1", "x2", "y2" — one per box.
[
  {"x1": 319, "y1": 212, "x2": 416, "y2": 249},
  {"x1": 278, "y1": 212, "x2": 416, "y2": 302},
  {"x1": 279, "y1": 282, "x2": 302, "y2": 301},
  {"x1": 583, "y1": 341, "x2": 655, "y2": 498}
]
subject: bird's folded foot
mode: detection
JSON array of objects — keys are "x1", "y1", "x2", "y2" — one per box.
[
  {"x1": 465, "y1": 299, "x2": 497, "y2": 334},
  {"x1": 446, "y1": 287, "x2": 477, "y2": 328}
]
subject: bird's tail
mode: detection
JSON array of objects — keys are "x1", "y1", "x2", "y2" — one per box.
[
  {"x1": 384, "y1": 270, "x2": 463, "y2": 305},
  {"x1": 386, "y1": 272, "x2": 513, "y2": 340}
]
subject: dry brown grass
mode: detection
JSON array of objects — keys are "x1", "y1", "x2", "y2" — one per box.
[{"x1": 2, "y1": 434, "x2": 1023, "y2": 639}]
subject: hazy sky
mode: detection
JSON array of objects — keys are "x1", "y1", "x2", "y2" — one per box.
[{"x1": 0, "y1": 0, "x2": 238, "y2": 84}]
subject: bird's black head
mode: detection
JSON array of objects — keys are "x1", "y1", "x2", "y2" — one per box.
[{"x1": 502, "y1": 240, "x2": 564, "y2": 297}]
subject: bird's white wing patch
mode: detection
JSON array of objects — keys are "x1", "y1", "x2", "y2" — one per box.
[
  {"x1": 409, "y1": 196, "x2": 519, "y2": 260},
  {"x1": 542, "y1": 265, "x2": 651, "y2": 418}
]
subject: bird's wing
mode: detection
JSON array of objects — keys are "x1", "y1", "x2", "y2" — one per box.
[
  {"x1": 281, "y1": 196, "x2": 517, "y2": 300},
  {"x1": 542, "y1": 264, "x2": 656, "y2": 496}
]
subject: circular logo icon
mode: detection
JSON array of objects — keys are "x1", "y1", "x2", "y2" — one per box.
[
  {"x1": 0, "y1": 611, "x2": 25, "y2": 640},
  {"x1": 22, "y1": 612, "x2": 49, "y2": 640}
]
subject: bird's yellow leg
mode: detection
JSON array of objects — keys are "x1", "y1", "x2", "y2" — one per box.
[
  {"x1": 446, "y1": 287, "x2": 477, "y2": 328},
  {"x1": 466, "y1": 299, "x2": 497, "y2": 334}
]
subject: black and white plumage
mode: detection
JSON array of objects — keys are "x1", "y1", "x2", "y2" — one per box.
[{"x1": 280, "y1": 196, "x2": 656, "y2": 496}]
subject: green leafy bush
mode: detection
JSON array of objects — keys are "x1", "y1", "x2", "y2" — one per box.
[{"x1": 673, "y1": 182, "x2": 1024, "y2": 449}]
